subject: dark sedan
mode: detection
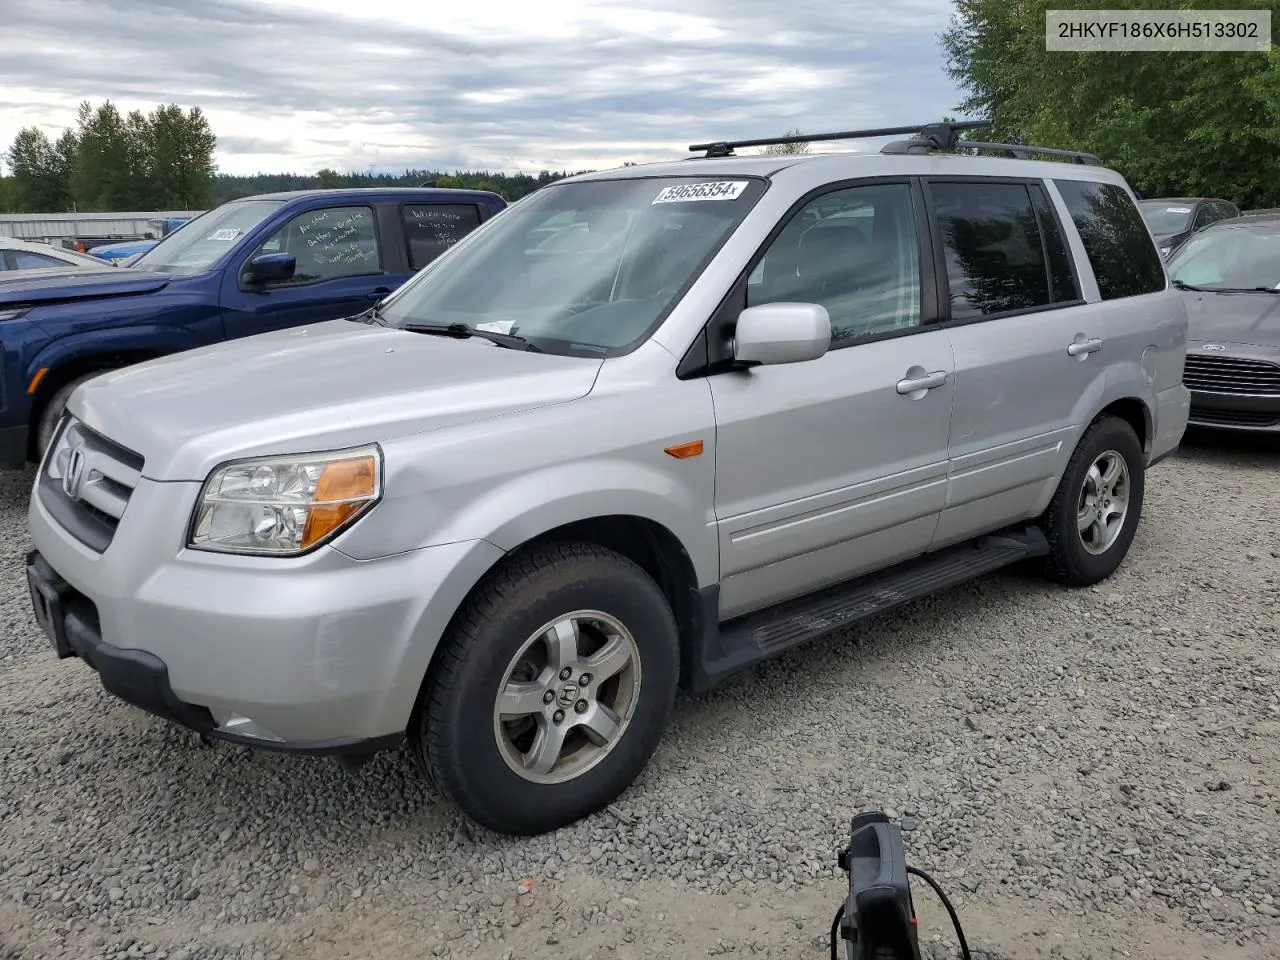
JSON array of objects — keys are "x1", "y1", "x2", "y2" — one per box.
[
  {"x1": 1168, "y1": 215, "x2": 1280, "y2": 433},
  {"x1": 1139, "y1": 197, "x2": 1239, "y2": 258}
]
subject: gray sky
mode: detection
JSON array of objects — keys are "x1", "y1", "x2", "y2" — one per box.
[{"x1": 1, "y1": 0, "x2": 964, "y2": 177}]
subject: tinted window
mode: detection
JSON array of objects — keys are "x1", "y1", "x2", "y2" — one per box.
[
  {"x1": 11, "y1": 251, "x2": 65, "y2": 270},
  {"x1": 928, "y1": 181, "x2": 1051, "y2": 321},
  {"x1": 747, "y1": 182, "x2": 922, "y2": 345},
  {"x1": 403, "y1": 203, "x2": 483, "y2": 270},
  {"x1": 249, "y1": 205, "x2": 380, "y2": 285},
  {"x1": 1029, "y1": 184, "x2": 1079, "y2": 302},
  {"x1": 1055, "y1": 179, "x2": 1165, "y2": 300}
]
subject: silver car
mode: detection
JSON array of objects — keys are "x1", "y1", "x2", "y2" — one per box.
[{"x1": 26, "y1": 128, "x2": 1190, "y2": 836}]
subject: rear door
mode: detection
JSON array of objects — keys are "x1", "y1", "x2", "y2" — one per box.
[
  {"x1": 219, "y1": 203, "x2": 396, "y2": 340},
  {"x1": 925, "y1": 177, "x2": 1104, "y2": 549}
]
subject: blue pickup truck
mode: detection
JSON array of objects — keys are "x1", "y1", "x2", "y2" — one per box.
[{"x1": 0, "y1": 187, "x2": 507, "y2": 468}]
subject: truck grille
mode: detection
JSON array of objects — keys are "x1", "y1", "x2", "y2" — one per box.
[
  {"x1": 39, "y1": 417, "x2": 144, "y2": 553},
  {"x1": 1183, "y1": 355, "x2": 1280, "y2": 395}
]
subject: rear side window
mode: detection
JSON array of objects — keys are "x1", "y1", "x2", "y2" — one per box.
[
  {"x1": 927, "y1": 180, "x2": 1052, "y2": 321},
  {"x1": 403, "y1": 203, "x2": 483, "y2": 270},
  {"x1": 1053, "y1": 179, "x2": 1165, "y2": 300}
]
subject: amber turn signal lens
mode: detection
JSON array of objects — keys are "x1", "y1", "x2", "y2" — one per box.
[{"x1": 301, "y1": 456, "x2": 378, "y2": 548}]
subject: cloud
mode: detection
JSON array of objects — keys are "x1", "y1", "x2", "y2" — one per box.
[{"x1": 0, "y1": 0, "x2": 962, "y2": 177}]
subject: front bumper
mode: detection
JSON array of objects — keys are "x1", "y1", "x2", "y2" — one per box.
[
  {"x1": 27, "y1": 474, "x2": 504, "y2": 750},
  {"x1": 1184, "y1": 344, "x2": 1280, "y2": 433}
]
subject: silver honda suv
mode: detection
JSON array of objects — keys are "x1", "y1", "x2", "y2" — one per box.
[{"x1": 25, "y1": 123, "x2": 1190, "y2": 836}]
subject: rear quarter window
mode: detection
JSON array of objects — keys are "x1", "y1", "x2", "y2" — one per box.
[{"x1": 1053, "y1": 179, "x2": 1165, "y2": 300}]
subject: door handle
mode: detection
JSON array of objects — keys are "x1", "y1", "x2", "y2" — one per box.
[
  {"x1": 1067, "y1": 337, "x2": 1102, "y2": 358},
  {"x1": 896, "y1": 369, "x2": 948, "y2": 396}
]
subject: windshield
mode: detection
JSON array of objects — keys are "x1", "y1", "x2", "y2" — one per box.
[
  {"x1": 376, "y1": 176, "x2": 766, "y2": 355},
  {"x1": 1168, "y1": 226, "x2": 1280, "y2": 291},
  {"x1": 1138, "y1": 202, "x2": 1194, "y2": 236},
  {"x1": 130, "y1": 199, "x2": 283, "y2": 275}
]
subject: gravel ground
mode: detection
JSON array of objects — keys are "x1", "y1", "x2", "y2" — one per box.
[{"x1": 2, "y1": 429, "x2": 1278, "y2": 960}]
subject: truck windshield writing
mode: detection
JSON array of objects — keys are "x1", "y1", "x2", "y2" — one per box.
[{"x1": 131, "y1": 200, "x2": 284, "y2": 275}]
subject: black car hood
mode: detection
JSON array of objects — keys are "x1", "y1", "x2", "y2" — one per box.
[{"x1": 1178, "y1": 289, "x2": 1280, "y2": 348}]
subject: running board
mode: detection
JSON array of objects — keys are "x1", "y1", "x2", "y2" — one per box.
[{"x1": 688, "y1": 525, "x2": 1049, "y2": 692}]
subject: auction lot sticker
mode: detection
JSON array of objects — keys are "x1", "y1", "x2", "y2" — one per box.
[{"x1": 653, "y1": 181, "x2": 749, "y2": 204}]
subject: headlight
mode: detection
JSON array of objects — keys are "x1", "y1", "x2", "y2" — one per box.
[
  {"x1": 0, "y1": 307, "x2": 31, "y2": 322},
  {"x1": 188, "y1": 445, "x2": 382, "y2": 556}
]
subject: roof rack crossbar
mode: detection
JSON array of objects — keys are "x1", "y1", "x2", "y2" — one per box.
[{"x1": 688, "y1": 120, "x2": 992, "y2": 158}]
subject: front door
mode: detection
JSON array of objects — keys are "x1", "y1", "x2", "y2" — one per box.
[
  {"x1": 220, "y1": 203, "x2": 399, "y2": 341},
  {"x1": 710, "y1": 181, "x2": 956, "y2": 620}
]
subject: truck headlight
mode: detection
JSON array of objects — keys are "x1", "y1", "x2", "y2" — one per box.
[{"x1": 188, "y1": 445, "x2": 382, "y2": 556}]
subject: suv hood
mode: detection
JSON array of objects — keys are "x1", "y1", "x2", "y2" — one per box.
[
  {"x1": 1179, "y1": 289, "x2": 1280, "y2": 348},
  {"x1": 70, "y1": 319, "x2": 604, "y2": 481},
  {"x1": 0, "y1": 266, "x2": 170, "y2": 306}
]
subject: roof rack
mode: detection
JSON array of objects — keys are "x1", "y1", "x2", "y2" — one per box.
[{"x1": 688, "y1": 120, "x2": 1102, "y2": 166}]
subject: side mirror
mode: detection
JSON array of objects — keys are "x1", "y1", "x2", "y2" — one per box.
[
  {"x1": 733, "y1": 302, "x2": 831, "y2": 366},
  {"x1": 243, "y1": 252, "x2": 296, "y2": 285}
]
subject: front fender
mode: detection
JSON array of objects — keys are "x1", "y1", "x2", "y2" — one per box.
[{"x1": 338, "y1": 457, "x2": 719, "y2": 588}]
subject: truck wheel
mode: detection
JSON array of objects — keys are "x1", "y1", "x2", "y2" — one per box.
[
  {"x1": 1039, "y1": 415, "x2": 1145, "y2": 587},
  {"x1": 35, "y1": 372, "x2": 104, "y2": 461},
  {"x1": 414, "y1": 541, "x2": 679, "y2": 835}
]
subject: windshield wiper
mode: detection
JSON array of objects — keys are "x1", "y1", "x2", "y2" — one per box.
[
  {"x1": 1172, "y1": 280, "x2": 1209, "y2": 292},
  {"x1": 1250, "y1": 286, "x2": 1280, "y2": 294},
  {"x1": 350, "y1": 304, "x2": 387, "y2": 325},
  {"x1": 402, "y1": 322, "x2": 543, "y2": 353}
]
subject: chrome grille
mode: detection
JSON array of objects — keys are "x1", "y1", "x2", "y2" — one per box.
[
  {"x1": 40, "y1": 417, "x2": 144, "y2": 553},
  {"x1": 1183, "y1": 354, "x2": 1280, "y2": 395}
]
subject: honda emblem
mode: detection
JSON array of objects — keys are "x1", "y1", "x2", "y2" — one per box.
[{"x1": 63, "y1": 447, "x2": 87, "y2": 500}]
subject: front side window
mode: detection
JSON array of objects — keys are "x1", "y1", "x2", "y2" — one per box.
[
  {"x1": 929, "y1": 181, "x2": 1052, "y2": 321},
  {"x1": 403, "y1": 203, "x2": 483, "y2": 270},
  {"x1": 131, "y1": 200, "x2": 284, "y2": 276},
  {"x1": 1056, "y1": 179, "x2": 1165, "y2": 300},
  {"x1": 1168, "y1": 225, "x2": 1280, "y2": 292},
  {"x1": 376, "y1": 176, "x2": 767, "y2": 356},
  {"x1": 747, "y1": 182, "x2": 921, "y2": 344},
  {"x1": 247, "y1": 205, "x2": 381, "y2": 285}
]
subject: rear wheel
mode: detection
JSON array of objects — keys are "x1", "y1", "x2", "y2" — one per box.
[
  {"x1": 1039, "y1": 415, "x2": 1145, "y2": 586},
  {"x1": 414, "y1": 541, "x2": 679, "y2": 835},
  {"x1": 34, "y1": 371, "x2": 105, "y2": 461}
]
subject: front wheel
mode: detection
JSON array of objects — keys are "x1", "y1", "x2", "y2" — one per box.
[
  {"x1": 414, "y1": 541, "x2": 679, "y2": 835},
  {"x1": 1039, "y1": 415, "x2": 1146, "y2": 586}
]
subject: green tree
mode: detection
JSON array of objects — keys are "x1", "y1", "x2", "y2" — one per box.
[
  {"x1": 942, "y1": 0, "x2": 1280, "y2": 206},
  {"x1": 4, "y1": 126, "x2": 73, "y2": 211},
  {"x1": 760, "y1": 128, "x2": 810, "y2": 156},
  {"x1": 0, "y1": 174, "x2": 11, "y2": 212},
  {"x1": 315, "y1": 167, "x2": 345, "y2": 188},
  {"x1": 147, "y1": 104, "x2": 216, "y2": 209}
]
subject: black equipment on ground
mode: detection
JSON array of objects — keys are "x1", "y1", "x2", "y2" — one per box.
[{"x1": 831, "y1": 812, "x2": 971, "y2": 960}]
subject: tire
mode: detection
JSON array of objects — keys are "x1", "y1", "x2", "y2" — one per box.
[
  {"x1": 1039, "y1": 415, "x2": 1145, "y2": 587},
  {"x1": 414, "y1": 541, "x2": 680, "y2": 835},
  {"x1": 34, "y1": 371, "x2": 105, "y2": 461}
]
